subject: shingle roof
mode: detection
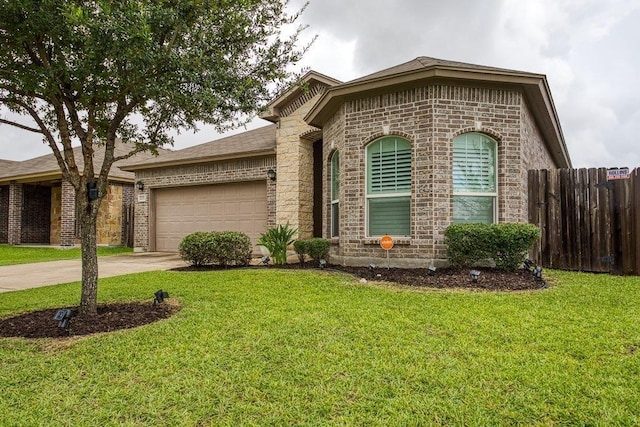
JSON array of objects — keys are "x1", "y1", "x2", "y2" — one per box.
[
  {"x1": 347, "y1": 56, "x2": 538, "y2": 84},
  {"x1": 120, "y1": 124, "x2": 276, "y2": 171},
  {"x1": 0, "y1": 142, "x2": 168, "y2": 183}
]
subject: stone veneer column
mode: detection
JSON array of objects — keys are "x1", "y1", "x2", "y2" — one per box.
[
  {"x1": 275, "y1": 95, "x2": 321, "y2": 240},
  {"x1": 7, "y1": 183, "x2": 23, "y2": 245},
  {"x1": 60, "y1": 180, "x2": 76, "y2": 246}
]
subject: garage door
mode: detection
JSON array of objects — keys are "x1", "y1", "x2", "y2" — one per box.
[{"x1": 154, "y1": 181, "x2": 267, "y2": 252}]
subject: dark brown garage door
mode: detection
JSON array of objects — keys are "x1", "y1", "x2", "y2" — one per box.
[{"x1": 153, "y1": 181, "x2": 267, "y2": 252}]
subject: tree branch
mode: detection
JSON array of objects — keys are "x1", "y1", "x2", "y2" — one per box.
[{"x1": 0, "y1": 118, "x2": 43, "y2": 133}]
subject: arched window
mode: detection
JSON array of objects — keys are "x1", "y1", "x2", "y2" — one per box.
[
  {"x1": 453, "y1": 132, "x2": 497, "y2": 224},
  {"x1": 366, "y1": 136, "x2": 411, "y2": 236},
  {"x1": 330, "y1": 151, "x2": 340, "y2": 237}
]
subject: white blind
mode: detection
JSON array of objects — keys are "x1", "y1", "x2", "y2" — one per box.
[
  {"x1": 368, "y1": 138, "x2": 411, "y2": 194},
  {"x1": 453, "y1": 134, "x2": 495, "y2": 193}
]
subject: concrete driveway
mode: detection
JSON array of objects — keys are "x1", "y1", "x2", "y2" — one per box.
[{"x1": 0, "y1": 252, "x2": 186, "y2": 293}]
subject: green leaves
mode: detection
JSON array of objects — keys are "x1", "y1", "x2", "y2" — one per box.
[
  {"x1": 444, "y1": 223, "x2": 541, "y2": 271},
  {"x1": 257, "y1": 223, "x2": 297, "y2": 265}
]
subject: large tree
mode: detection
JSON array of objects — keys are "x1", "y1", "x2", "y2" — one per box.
[{"x1": 0, "y1": 0, "x2": 309, "y2": 314}]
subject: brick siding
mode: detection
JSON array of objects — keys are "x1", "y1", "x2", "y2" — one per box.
[
  {"x1": 323, "y1": 84, "x2": 557, "y2": 267},
  {"x1": 133, "y1": 156, "x2": 276, "y2": 251},
  {"x1": 0, "y1": 186, "x2": 8, "y2": 243}
]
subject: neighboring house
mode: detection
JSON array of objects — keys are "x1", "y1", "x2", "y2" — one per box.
[
  {"x1": 122, "y1": 56, "x2": 571, "y2": 266},
  {"x1": 0, "y1": 143, "x2": 164, "y2": 246}
]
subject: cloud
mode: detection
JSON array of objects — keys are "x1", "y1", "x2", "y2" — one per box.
[{"x1": 2, "y1": 0, "x2": 640, "y2": 168}]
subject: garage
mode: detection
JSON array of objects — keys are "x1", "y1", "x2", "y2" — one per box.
[{"x1": 153, "y1": 181, "x2": 267, "y2": 252}]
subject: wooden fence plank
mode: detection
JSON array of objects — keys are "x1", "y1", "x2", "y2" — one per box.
[{"x1": 529, "y1": 167, "x2": 638, "y2": 275}]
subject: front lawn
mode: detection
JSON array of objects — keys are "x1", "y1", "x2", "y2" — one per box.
[
  {"x1": 0, "y1": 269, "x2": 638, "y2": 425},
  {"x1": 0, "y1": 245, "x2": 132, "y2": 266}
]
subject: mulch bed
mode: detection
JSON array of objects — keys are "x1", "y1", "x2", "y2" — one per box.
[
  {"x1": 0, "y1": 264, "x2": 544, "y2": 339},
  {"x1": 0, "y1": 302, "x2": 178, "y2": 339}
]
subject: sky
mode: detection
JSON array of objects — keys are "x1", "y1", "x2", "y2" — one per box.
[{"x1": 1, "y1": 0, "x2": 639, "y2": 168}]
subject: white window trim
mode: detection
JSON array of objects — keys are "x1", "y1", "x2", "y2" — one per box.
[
  {"x1": 365, "y1": 137, "x2": 412, "y2": 238},
  {"x1": 452, "y1": 133, "x2": 498, "y2": 224},
  {"x1": 330, "y1": 151, "x2": 340, "y2": 237}
]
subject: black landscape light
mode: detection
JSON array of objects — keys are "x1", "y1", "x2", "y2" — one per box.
[
  {"x1": 154, "y1": 289, "x2": 169, "y2": 304},
  {"x1": 523, "y1": 259, "x2": 534, "y2": 272},
  {"x1": 470, "y1": 270, "x2": 481, "y2": 283},
  {"x1": 368, "y1": 263, "x2": 377, "y2": 271},
  {"x1": 533, "y1": 266, "x2": 543, "y2": 281},
  {"x1": 261, "y1": 256, "x2": 270, "y2": 266},
  {"x1": 319, "y1": 259, "x2": 327, "y2": 269},
  {"x1": 427, "y1": 266, "x2": 437, "y2": 276},
  {"x1": 53, "y1": 308, "x2": 73, "y2": 329}
]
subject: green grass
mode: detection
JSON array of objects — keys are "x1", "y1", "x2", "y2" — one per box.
[
  {"x1": 1, "y1": 269, "x2": 639, "y2": 425},
  {"x1": 0, "y1": 245, "x2": 132, "y2": 266}
]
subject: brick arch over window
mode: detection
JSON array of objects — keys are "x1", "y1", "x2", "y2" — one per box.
[
  {"x1": 452, "y1": 127, "x2": 503, "y2": 144},
  {"x1": 365, "y1": 136, "x2": 412, "y2": 237},
  {"x1": 360, "y1": 130, "x2": 414, "y2": 149}
]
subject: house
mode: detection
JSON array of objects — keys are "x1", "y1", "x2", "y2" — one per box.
[
  {"x1": 0, "y1": 143, "x2": 163, "y2": 246},
  {"x1": 122, "y1": 56, "x2": 571, "y2": 266}
]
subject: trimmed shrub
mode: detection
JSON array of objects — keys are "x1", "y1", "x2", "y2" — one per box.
[
  {"x1": 178, "y1": 232, "x2": 215, "y2": 266},
  {"x1": 492, "y1": 223, "x2": 541, "y2": 271},
  {"x1": 211, "y1": 231, "x2": 252, "y2": 267},
  {"x1": 444, "y1": 224, "x2": 493, "y2": 267},
  {"x1": 293, "y1": 240, "x2": 308, "y2": 263},
  {"x1": 444, "y1": 223, "x2": 540, "y2": 271},
  {"x1": 293, "y1": 238, "x2": 331, "y2": 264},
  {"x1": 257, "y1": 223, "x2": 297, "y2": 265}
]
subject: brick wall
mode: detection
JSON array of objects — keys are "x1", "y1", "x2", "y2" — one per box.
[
  {"x1": 133, "y1": 156, "x2": 276, "y2": 251},
  {"x1": 8, "y1": 183, "x2": 22, "y2": 244},
  {"x1": 0, "y1": 186, "x2": 8, "y2": 243},
  {"x1": 50, "y1": 185, "x2": 62, "y2": 244},
  {"x1": 323, "y1": 84, "x2": 554, "y2": 267}
]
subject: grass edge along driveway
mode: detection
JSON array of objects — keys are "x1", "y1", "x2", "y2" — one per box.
[
  {"x1": 0, "y1": 245, "x2": 132, "y2": 266},
  {"x1": 0, "y1": 269, "x2": 638, "y2": 425}
]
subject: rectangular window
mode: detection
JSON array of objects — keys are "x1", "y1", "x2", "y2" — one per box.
[
  {"x1": 453, "y1": 195, "x2": 495, "y2": 224},
  {"x1": 368, "y1": 196, "x2": 410, "y2": 236}
]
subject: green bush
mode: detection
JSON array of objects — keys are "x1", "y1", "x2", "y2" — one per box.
[
  {"x1": 257, "y1": 223, "x2": 297, "y2": 265},
  {"x1": 293, "y1": 240, "x2": 308, "y2": 264},
  {"x1": 178, "y1": 232, "x2": 215, "y2": 267},
  {"x1": 444, "y1": 223, "x2": 540, "y2": 271},
  {"x1": 179, "y1": 231, "x2": 252, "y2": 267},
  {"x1": 211, "y1": 231, "x2": 252, "y2": 267},
  {"x1": 293, "y1": 238, "x2": 331, "y2": 264}
]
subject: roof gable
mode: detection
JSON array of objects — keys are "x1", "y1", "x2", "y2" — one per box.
[{"x1": 260, "y1": 71, "x2": 341, "y2": 122}]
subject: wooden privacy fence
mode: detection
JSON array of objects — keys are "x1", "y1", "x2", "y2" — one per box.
[{"x1": 528, "y1": 168, "x2": 640, "y2": 275}]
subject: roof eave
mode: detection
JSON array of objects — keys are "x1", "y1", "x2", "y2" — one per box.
[{"x1": 119, "y1": 148, "x2": 276, "y2": 172}]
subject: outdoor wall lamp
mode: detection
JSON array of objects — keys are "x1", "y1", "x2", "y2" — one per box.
[
  {"x1": 470, "y1": 270, "x2": 481, "y2": 283},
  {"x1": 135, "y1": 180, "x2": 145, "y2": 191},
  {"x1": 267, "y1": 169, "x2": 276, "y2": 181}
]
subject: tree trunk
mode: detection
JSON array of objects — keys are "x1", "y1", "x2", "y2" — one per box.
[{"x1": 79, "y1": 197, "x2": 100, "y2": 316}]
